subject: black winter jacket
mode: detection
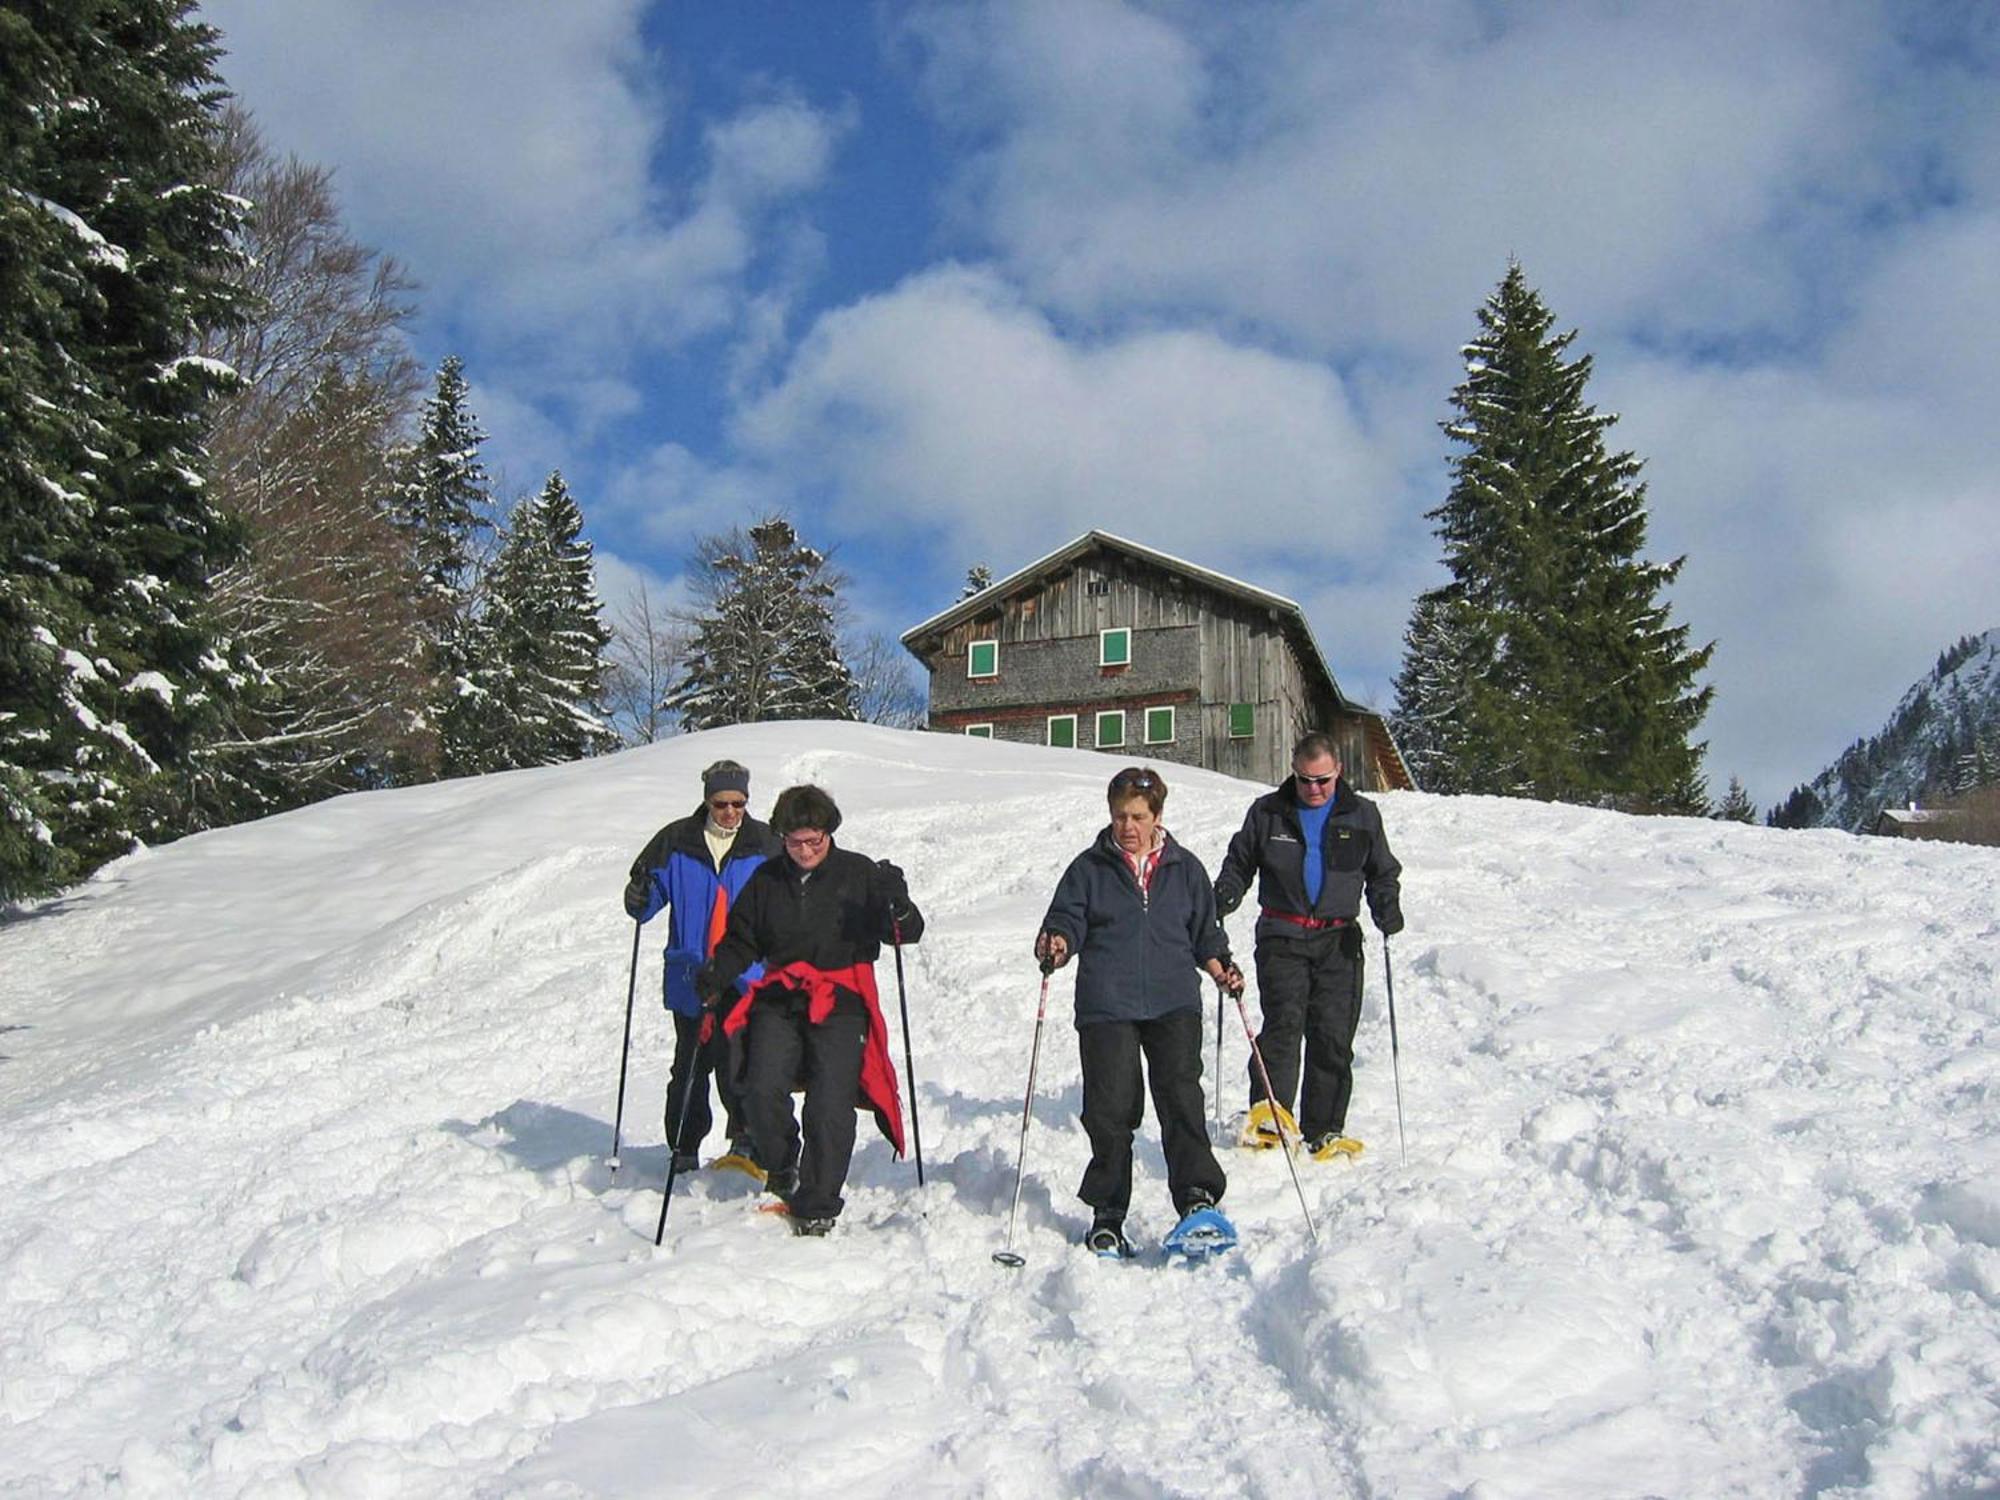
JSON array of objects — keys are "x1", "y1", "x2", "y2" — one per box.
[
  {"x1": 1213, "y1": 777, "x2": 1402, "y2": 943},
  {"x1": 703, "y1": 844, "x2": 923, "y2": 1000},
  {"x1": 1040, "y1": 828, "x2": 1231, "y2": 1027}
]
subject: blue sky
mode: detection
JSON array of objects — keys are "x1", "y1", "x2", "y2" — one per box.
[{"x1": 195, "y1": 0, "x2": 1999, "y2": 809}]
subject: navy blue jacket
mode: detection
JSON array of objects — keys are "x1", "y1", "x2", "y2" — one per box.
[
  {"x1": 1212, "y1": 776, "x2": 1402, "y2": 944},
  {"x1": 626, "y1": 810, "x2": 776, "y2": 1017},
  {"x1": 1040, "y1": 828, "x2": 1231, "y2": 1027}
]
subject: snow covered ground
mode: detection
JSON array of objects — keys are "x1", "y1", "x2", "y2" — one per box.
[{"x1": 2, "y1": 722, "x2": 1995, "y2": 1499}]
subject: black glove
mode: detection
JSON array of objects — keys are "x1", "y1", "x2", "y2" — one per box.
[
  {"x1": 874, "y1": 859, "x2": 910, "y2": 911},
  {"x1": 694, "y1": 967, "x2": 731, "y2": 1010},
  {"x1": 1375, "y1": 901, "x2": 1404, "y2": 938},
  {"x1": 623, "y1": 873, "x2": 652, "y2": 919}
]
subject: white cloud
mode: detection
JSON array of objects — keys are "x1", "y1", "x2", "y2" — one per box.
[
  {"x1": 735, "y1": 265, "x2": 1396, "y2": 567},
  {"x1": 198, "y1": 1, "x2": 848, "y2": 389}
]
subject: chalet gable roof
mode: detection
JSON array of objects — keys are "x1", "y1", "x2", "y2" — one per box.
[{"x1": 900, "y1": 530, "x2": 1354, "y2": 710}]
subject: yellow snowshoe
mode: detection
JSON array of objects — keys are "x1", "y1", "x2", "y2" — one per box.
[
  {"x1": 1307, "y1": 1134, "x2": 1365, "y2": 1162},
  {"x1": 1236, "y1": 1099, "x2": 1299, "y2": 1151}
]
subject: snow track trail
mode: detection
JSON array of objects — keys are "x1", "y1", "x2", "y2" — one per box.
[{"x1": 2, "y1": 724, "x2": 1996, "y2": 1497}]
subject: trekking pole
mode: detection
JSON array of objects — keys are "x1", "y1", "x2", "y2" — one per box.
[
  {"x1": 654, "y1": 1024, "x2": 706, "y2": 1246},
  {"x1": 1223, "y1": 977, "x2": 1319, "y2": 1246},
  {"x1": 1213, "y1": 979, "x2": 1225, "y2": 1131},
  {"x1": 1384, "y1": 939, "x2": 1407, "y2": 1167},
  {"x1": 892, "y1": 920, "x2": 925, "y2": 1188},
  {"x1": 994, "y1": 960, "x2": 1055, "y2": 1268},
  {"x1": 609, "y1": 919, "x2": 643, "y2": 1170}
]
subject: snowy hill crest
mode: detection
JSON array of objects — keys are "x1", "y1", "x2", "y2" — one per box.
[{"x1": 1, "y1": 723, "x2": 1996, "y2": 1497}]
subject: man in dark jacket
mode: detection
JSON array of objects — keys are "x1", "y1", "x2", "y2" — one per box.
[
  {"x1": 624, "y1": 759, "x2": 776, "y2": 1173},
  {"x1": 1213, "y1": 732, "x2": 1403, "y2": 1159},
  {"x1": 697, "y1": 784, "x2": 922, "y2": 1237}
]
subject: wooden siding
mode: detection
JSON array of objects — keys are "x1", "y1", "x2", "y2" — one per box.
[{"x1": 909, "y1": 543, "x2": 1411, "y2": 792}]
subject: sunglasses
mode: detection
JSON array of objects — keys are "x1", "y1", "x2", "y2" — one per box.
[
  {"x1": 783, "y1": 831, "x2": 828, "y2": 852},
  {"x1": 1113, "y1": 774, "x2": 1156, "y2": 789},
  {"x1": 1295, "y1": 773, "x2": 1336, "y2": 788},
  {"x1": 708, "y1": 797, "x2": 747, "y2": 811}
]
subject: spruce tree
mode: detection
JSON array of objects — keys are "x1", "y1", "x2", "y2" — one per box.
[
  {"x1": 1713, "y1": 776, "x2": 1756, "y2": 824},
  {"x1": 1394, "y1": 262, "x2": 1714, "y2": 811},
  {"x1": 390, "y1": 356, "x2": 497, "y2": 778},
  {"x1": 668, "y1": 518, "x2": 858, "y2": 730},
  {"x1": 1, "y1": 0, "x2": 249, "y2": 897},
  {"x1": 483, "y1": 472, "x2": 617, "y2": 766}
]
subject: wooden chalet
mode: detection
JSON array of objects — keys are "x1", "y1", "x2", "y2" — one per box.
[{"x1": 899, "y1": 531, "x2": 1414, "y2": 791}]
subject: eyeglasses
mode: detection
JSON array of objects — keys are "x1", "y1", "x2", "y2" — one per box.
[
  {"x1": 1295, "y1": 772, "x2": 1336, "y2": 788},
  {"x1": 783, "y1": 831, "x2": 828, "y2": 853},
  {"x1": 1112, "y1": 773, "x2": 1156, "y2": 790},
  {"x1": 707, "y1": 798, "x2": 747, "y2": 811}
]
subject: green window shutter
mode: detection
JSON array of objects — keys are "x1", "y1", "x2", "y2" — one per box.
[
  {"x1": 1145, "y1": 706, "x2": 1175, "y2": 744},
  {"x1": 1100, "y1": 628, "x2": 1131, "y2": 667},
  {"x1": 1228, "y1": 702, "x2": 1255, "y2": 739},
  {"x1": 1096, "y1": 710, "x2": 1126, "y2": 748},
  {"x1": 965, "y1": 723, "x2": 994, "y2": 739},
  {"x1": 1048, "y1": 715, "x2": 1077, "y2": 748},
  {"x1": 968, "y1": 640, "x2": 998, "y2": 678}
]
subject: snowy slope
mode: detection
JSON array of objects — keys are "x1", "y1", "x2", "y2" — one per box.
[{"x1": 1, "y1": 723, "x2": 1996, "y2": 1499}]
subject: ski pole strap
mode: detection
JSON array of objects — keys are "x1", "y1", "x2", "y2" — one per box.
[{"x1": 1261, "y1": 908, "x2": 1349, "y2": 931}]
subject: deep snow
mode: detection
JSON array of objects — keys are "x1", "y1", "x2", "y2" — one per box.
[{"x1": 1, "y1": 723, "x2": 1995, "y2": 1498}]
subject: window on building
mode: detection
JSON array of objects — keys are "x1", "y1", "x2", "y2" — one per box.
[
  {"x1": 1096, "y1": 710, "x2": 1126, "y2": 748},
  {"x1": 1228, "y1": 702, "x2": 1255, "y2": 739},
  {"x1": 964, "y1": 723, "x2": 994, "y2": 739},
  {"x1": 968, "y1": 639, "x2": 998, "y2": 678},
  {"x1": 1086, "y1": 576, "x2": 1111, "y2": 597},
  {"x1": 1144, "y1": 706, "x2": 1175, "y2": 744},
  {"x1": 1047, "y1": 714, "x2": 1077, "y2": 749},
  {"x1": 1100, "y1": 627, "x2": 1131, "y2": 667}
]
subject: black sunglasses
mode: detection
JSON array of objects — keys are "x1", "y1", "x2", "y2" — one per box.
[{"x1": 1295, "y1": 772, "x2": 1336, "y2": 787}]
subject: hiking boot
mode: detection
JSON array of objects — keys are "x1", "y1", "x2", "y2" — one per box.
[
  {"x1": 669, "y1": 1150, "x2": 700, "y2": 1174},
  {"x1": 789, "y1": 1215, "x2": 836, "y2": 1238},
  {"x1": 1306, "y1": 1133, "x2": 1364, "y2": 1161},
  {"x1": 1178, "y1": 1188, "x2": 1219, "y2": 1218},
  {"x1": 764, "y1": 1165, "x2": 799, "y2": 1203}
]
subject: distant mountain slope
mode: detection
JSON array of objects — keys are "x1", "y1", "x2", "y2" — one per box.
[{"x1": 1771, "y1": 628, "x2": 2000, "y2": 831}]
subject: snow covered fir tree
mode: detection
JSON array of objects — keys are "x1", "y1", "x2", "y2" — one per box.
[
  {"x1": 477, "y1": 472, "x2": 619, "y2": 769},
  {"x1": 0, "y1": 0, "x2": 250, "y2": 900},
  {"x1": 667, "y1": 518, "x2": 859, "y2": 729},
  {"x1": 387, "y1": 356, "x2": 500, "y2": 779},
  {"x1": 1392, "y1": 263, "x2": 1713, "y2": 812}
]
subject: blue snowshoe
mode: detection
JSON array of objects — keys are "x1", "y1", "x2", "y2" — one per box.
[{"x1": 1163, "y1": 1204, "x2": 1238, "y2": 1262}]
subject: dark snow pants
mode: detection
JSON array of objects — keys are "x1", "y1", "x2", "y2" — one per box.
[
  {"x1": 1077, "y1": 1006, "x2": 1226, "y2": 1223},
  {"x1": 1247, "y1": 926, "x2": 1364, "y2": 1138},
  {"x1": 741, "y1": 987, "x2": 868, "y2": 1220},
  {"x1": 664, "y1": 1011, "x2": 746, "y2": 1155}
]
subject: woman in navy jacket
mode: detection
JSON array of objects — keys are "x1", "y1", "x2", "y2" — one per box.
[{"x1": 1035, "y1": 766, "x2": 1242, "y2": 1256}]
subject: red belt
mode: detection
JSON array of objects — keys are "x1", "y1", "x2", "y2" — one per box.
[{"x1": 1261, "y1": 908, "x2": 1349, "y2": 930}]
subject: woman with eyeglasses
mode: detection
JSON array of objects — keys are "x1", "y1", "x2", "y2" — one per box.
[
  {"x1": 1034, "y1": 765, "x2": 1243, "y2": 1258},
  {"x1": 624, "y1": 759, "x2": 777, "y2": 1175},
  {"x1": 697, "y1": 783, "x2": 923, "y2": 1237}
]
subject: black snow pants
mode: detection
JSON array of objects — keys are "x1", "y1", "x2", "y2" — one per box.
[
  {"x1": 664, "y1": 1011, "x2": 747, "y2": 1155},
  {"x1": 1077, "y1": 1006, "x2": 1226, "y2": 1223},
  {"x1": 1247, "y1": 926, "x2": 1365, "y2": 1138},
  {"x1": 741, "y1": 987, "x2": 869, "y2": 1220}
]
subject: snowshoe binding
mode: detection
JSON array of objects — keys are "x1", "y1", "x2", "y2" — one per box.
[
  {"x1": 1084, "y1": 1221, "x2": 1137, "y2": 1260},
  {"x1": 1163, "y1": 1205, "x2": 1239, "y2": 1262},
  {"x1": 1237, "y1": 1099, "x2": 1299, "y2": 1152}
]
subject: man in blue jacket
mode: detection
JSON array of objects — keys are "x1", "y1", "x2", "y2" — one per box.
[
  {"x1": 624, "y1": 759, "x2": 776, "y2": 1173},
  {"x1": 1213, "y1": 732, "x2": 1403, "y2": 1160}
]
